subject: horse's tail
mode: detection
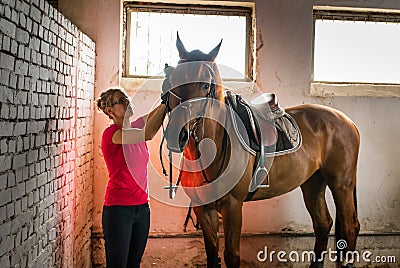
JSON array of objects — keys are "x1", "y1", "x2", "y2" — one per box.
[
  {"x1": 353, "y1": 185, "x2": 358, "y2": 215},
  {"x1": 335, "y1": 209, "x2": 341, "y2": 257},
  {"x1": 335, "y1": 185, "x2": 358, "y2": 265}
]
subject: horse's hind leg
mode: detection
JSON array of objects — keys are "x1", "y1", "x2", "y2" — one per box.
[
  {"x1": 193, "y1": 206, "x2": 221, "y2": 268},
  {"x1": 301, "y1": 171, "x2": 333, "y2": 268}
]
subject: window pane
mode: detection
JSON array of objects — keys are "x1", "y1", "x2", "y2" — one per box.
[
  {"x1": 129, "y1": 12, "x2": 247, "y2": 79},
  {"x1": 313, "y1": 19, "x2": 400, "y2": 84}
]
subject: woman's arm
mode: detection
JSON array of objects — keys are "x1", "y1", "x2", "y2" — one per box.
[
  {"x1": 111, "y1": 128, "x2": 144, "y2": 144},
  {"x1": 144, "y1": 103, "x2": 167, "y2": 141},
  {"x1": 112, "y1": 104, "x2": 167, "y2": 144}
]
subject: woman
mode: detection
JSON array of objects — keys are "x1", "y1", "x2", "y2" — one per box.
[{"x1": 96, "y1": 87, "x2": 166, "y2": 268}]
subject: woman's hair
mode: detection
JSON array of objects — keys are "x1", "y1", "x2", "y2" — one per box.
[{"x1": 96, "y1": 87, "x2": 128, "y2": 119}]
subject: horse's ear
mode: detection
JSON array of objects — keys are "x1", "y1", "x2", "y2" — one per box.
[
  {"x1": 176, "y1": 32, "x2": 188, "y2": 59},
  {"x1": 207, "y1": 39, "x2": 223, "y2": 61}
]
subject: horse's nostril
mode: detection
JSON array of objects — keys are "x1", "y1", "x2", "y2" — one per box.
[{"x1": 165, "y1": 122, "x2": 189, "y2": 153}]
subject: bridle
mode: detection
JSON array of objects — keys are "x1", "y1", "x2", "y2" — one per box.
[
  {"x1": 164, "y1": 63, "x2": 217, "y2": 109},
  {"x1": 160, "y1": 62, "x2": 228, "y2": 199},
  {"x1": 163, "y1": 62, "x2": 217, "y2": 148}
]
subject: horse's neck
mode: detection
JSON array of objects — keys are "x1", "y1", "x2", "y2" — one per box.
[
  {"x1": 204, "y1": 97, "x2": 226, "y2": 149},
  {"x1": 188, "y1": 107, "x2": 227, "y2": 175}
]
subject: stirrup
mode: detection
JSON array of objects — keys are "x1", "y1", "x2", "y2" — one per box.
[
  {"x1": 249, "y1": 134, "x2": 270, "y2": 192},
  {"x1": 250, "y1": 166, "x2": 270, "y2": 192}
]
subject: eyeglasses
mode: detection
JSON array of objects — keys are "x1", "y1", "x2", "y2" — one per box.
[{"x1": 109, "y1": 96, "x2": 131, "y2": 107}]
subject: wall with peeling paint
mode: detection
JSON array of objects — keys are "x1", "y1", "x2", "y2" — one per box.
[{"x1": 59, "y1": 0, "x2": 400, "y2": 245}]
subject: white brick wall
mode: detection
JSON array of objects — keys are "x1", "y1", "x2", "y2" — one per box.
[{"x1": 0, "y1": 0, "x2": 95, "y2": 267}]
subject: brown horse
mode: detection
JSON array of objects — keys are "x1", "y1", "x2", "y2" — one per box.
[{"x1": 164, "y1": 34, "x2": 360, "y2": 268}]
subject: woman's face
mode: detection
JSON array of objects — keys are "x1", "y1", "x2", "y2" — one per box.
[{"x1": 108, "y1": 92, "x2": 134, "y2": 119}]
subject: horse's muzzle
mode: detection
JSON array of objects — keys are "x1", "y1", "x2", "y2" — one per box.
[{"x1": 164, "y1": 122, "x2": 189, "y2": 153}]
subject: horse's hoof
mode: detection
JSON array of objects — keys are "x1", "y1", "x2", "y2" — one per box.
[{"x1": 309, "y1": 260, "x2": 324, "y2": 268}]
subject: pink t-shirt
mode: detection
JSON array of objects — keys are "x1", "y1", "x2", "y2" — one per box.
[{"x1": 101, "y1": 117, "x2": 149, "y2": 206}]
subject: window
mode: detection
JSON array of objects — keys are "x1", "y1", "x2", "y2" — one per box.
[
  {"x1": 312, "y1": 7, "x2": 400, "y2": 85},
  {"x1": 123, "y1": 2, "x2": 254, "y2": 80}
]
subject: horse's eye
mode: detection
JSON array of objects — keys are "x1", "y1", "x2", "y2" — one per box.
[{"x1": 203, "y1": 84, "x2": 210, "y2": 90}]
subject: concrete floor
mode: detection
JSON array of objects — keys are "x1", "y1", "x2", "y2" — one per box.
[{"x1": 141, "y1": 233, "x2": 400, "y2": 268}]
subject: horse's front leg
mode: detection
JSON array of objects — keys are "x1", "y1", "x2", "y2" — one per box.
[
  {"x1": 220, "y1": 197, "x2": 243, "y2": 268},
  {"x1": 193, "y1": 205, "x2": 221, "y2": 268}
]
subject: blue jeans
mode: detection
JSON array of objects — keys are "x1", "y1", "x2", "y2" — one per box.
[{"x1": 102, "y1": 203, "x2": 150, "y2": 268}]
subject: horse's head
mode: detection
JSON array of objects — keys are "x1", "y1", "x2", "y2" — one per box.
[{"x1": 164, "y1": 33, "x2": 224, "y2": 153}]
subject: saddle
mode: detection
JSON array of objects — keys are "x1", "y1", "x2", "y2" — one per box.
[{"x1": 225, "y1": 91, "x2": 302, "y2": 195}]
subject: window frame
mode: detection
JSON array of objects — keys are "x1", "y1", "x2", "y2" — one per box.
[
  {"x1": 122, "y1": 1, "x2": 255, "y2": 81},
  {"x1": 311, "y1": 6, "x2": 400, "y2": 97}
]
